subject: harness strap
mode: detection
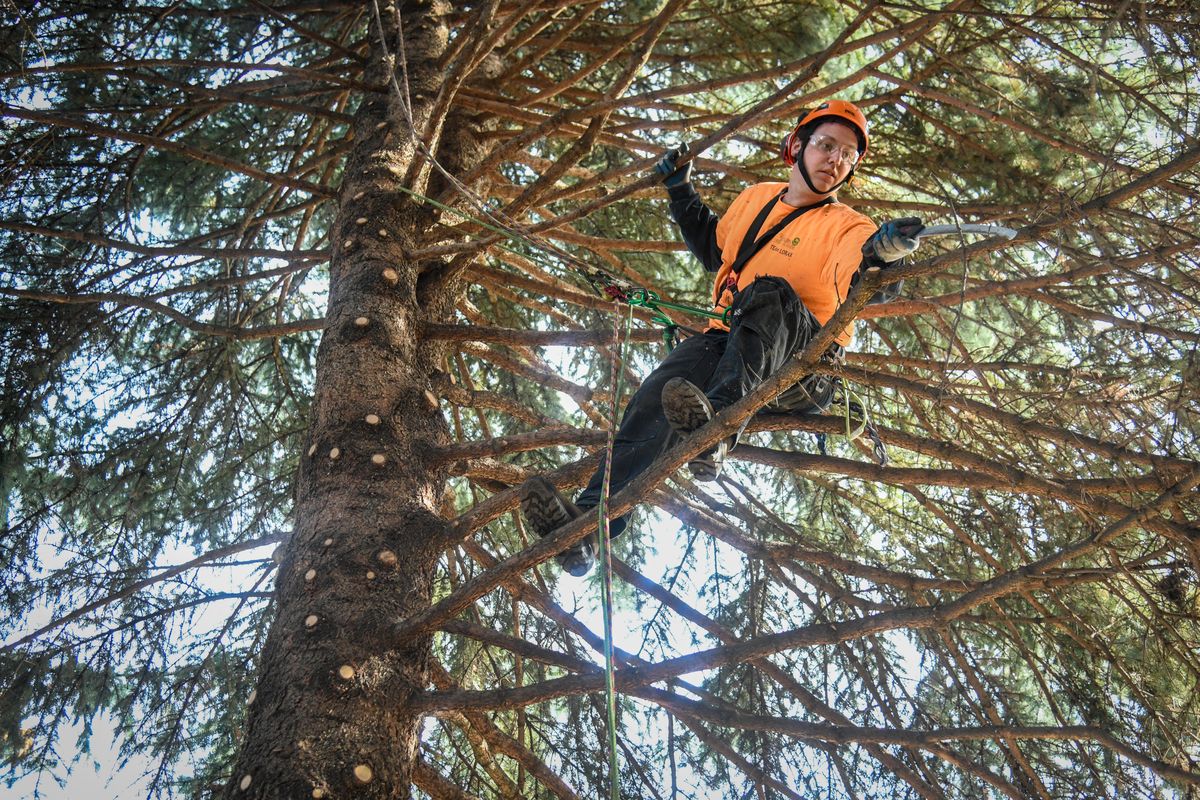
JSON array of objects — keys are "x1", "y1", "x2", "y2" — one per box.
[{"x1": 721, "y1": 191, "x2": 833, "y2": 294}]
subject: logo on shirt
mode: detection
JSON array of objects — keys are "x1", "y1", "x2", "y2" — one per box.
[{"x1": 770, "y1": 236, "x2": 799, "y2": 259}]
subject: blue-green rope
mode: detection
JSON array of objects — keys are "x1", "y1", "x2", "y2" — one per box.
[{"x1": 596, "y1": 301, "x2": 633, "y2": 800}]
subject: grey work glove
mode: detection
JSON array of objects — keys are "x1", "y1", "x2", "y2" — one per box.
[
  {"x1": 863, "y1": 217, "x2": 924, "y2": 269},
  {"x1": 654, "y1": 142, "x2": 693, "y2": 189}
]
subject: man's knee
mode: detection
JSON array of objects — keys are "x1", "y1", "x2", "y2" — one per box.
[{"x1": 728, "y1": 276, "x2": 799, "y2": 327}]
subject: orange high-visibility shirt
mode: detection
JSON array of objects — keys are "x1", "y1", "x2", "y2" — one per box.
[{"x1": 709, "y1": 182, "x2": 876, "y2": 347}]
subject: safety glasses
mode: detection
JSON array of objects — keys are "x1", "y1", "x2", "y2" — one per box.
[{"x1": 807, "y1": 134, "x2": 860, "y2": 167}]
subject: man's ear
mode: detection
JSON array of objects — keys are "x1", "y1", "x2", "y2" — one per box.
[{"x1": 788, "y1": 134, "x2": 805, "y2": 165}]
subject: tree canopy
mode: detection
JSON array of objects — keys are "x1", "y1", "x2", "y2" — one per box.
[{"x1": 2, "y1": 1, "x2": 1199, "y2": 798}]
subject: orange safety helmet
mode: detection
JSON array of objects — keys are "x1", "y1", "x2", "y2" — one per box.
[{"x1": 780, "y1": 99, "x2": 870, "y2": 166}]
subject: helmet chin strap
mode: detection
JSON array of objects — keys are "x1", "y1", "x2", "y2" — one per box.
[{"x1": 795, "y1": 138, "x2": 853, "y2": 194}]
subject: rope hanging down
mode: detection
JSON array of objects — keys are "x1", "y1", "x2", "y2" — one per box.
[{"x1": 595, "y1": 302, "x2": 635, "y2": 800}]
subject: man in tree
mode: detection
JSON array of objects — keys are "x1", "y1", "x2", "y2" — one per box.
[{"x1": 522, "y1": 99, "x2": 921, "y2": 575}]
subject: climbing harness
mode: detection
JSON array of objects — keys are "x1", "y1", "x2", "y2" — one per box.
[
  {"x1": 587, "y1": 190, "x2": 833, "y2": 351},
  {"x1": 582, "y1": 266, "x2": 724, "y2": 350}
]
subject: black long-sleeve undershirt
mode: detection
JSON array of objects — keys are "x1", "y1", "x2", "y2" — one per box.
[{"x1": 666, "y1": 182, "x2": 723, "y2": 272}]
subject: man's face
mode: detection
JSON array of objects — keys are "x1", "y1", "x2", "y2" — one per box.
[{"x1": 796, "y1": 121, "x2": 860, "y2": 192}]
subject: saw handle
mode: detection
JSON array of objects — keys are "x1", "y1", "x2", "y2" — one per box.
[
  {"x1": 863, "y1": 221, "x2": 1020, "y2": 273},
  {"x1": 863, "y1": 216, "x2": 924, "y2": 272}
]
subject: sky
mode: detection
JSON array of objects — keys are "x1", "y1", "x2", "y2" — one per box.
[{"x1": 8, "y1": 717, "x2": 155, "y2": 799}]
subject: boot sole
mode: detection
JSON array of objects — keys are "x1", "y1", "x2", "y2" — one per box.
[
  {"x1": 662, "y1": 377, "x2": 713, "y2": 434},
  {"x1": 661, "y1": 378, "x2": 725, "y2": 482},
  {"x1": 520, "y1": 477, "x2": 580, "y2": 539},
  {"x1": 520, "y1": 478, "x2": 596, "y2": 575}
]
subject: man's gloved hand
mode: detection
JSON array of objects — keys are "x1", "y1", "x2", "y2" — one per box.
[
  {"x1": 863, "y1": 217, "x2": 923, "y2": 270},
  {"x1": 654, "y1": 142, "x2": 692, "y2": 189}
]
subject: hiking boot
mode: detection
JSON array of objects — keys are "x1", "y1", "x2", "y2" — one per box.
[
  {"x1": 519, "y1": 477, "x2": 596, "y2": 576},
  {"x1": 661, "y1": 377, "x2": 728, "y2": 482}
]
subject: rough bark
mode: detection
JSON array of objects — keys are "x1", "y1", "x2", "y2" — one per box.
[{"x1": 218, "y1": 3, "x2": 483, "y2": 797}]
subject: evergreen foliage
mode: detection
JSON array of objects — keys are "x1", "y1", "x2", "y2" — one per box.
[{"x1": 2, "y1": 1, "x2": 1198, "y2": 798}]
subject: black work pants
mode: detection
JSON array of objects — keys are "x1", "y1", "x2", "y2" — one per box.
[{"x1": 576, "y1": 276, "x2": 820, "y2": 537}]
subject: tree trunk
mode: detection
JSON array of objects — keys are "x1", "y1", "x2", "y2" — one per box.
[{"x1": 219, "y1": 3, "x2": 484, "y2": 797}]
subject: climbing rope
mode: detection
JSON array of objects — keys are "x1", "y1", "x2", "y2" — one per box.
[{"x1": 596, "y1": 301, "x2": 634, "y2": 800}]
